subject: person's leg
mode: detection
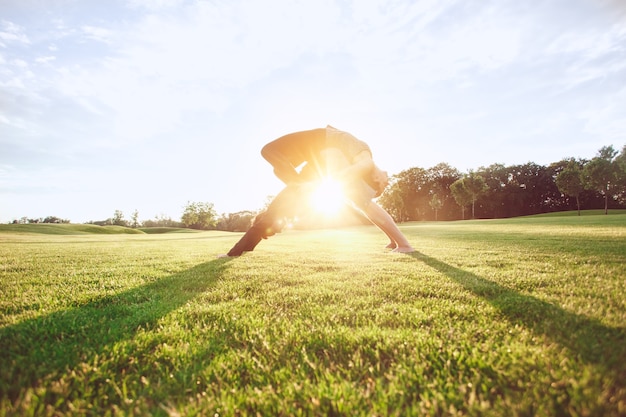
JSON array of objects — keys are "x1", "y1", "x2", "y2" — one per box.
[
  {"x1": 224, "y1": 184, "x2": 304, "y2": 256},
  {"x1": 361, "y1": 202, "x2": 414, "y2": 252},
  {"x1": 225, "y1": 227, "x2": 264, "y2": 257},
  {"x1": 225, "y1": 211, "x2": 281, "y2": 256},
  {"x1": 343, "y1": 179, "x2": 404, "y2": 250},
  {"x1": 261, "y1": 128, "x2": 325, "y2": 185}
]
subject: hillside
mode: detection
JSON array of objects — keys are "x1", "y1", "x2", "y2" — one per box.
[{"x1": 0, "y1": 223, "x2": 145, "y2": 235}]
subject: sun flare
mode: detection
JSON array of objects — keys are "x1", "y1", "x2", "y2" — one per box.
[{"x1": 310, "y1": 177, "x2": 345, "y2": 215}]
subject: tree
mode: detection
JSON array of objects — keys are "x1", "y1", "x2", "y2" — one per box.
[
  {"x1": 555, "y1": 161, "x2": 585, "y2": 215},
  {"x1": 130, "y1": 210, "x2": 140, "y2": 228},
  {"x1": 43, "y1": 216, "x2": 70, "y2": 224},
  {"x1": 378, "y1": 181, "x2": 408, "y2": 222},
  {"x1": 450, "y1": 179, "x2": 473, "y2": 220},
  {"x1": 616, "y1": 145, "x2": 626, "y2": 177},
  {"x1": 429, "y1": 194, "x2": 443, "y2": 221},
  {"x1": 462, "y1": 172, "x2": 488, "y2": 219},
  {"x1": 112, "y1": 210, "x2": 127, "y2": 226},
  {"x1": 388, "y1": 167, "x2": 430, "y2": 220},
  {"x1": 476, "y1": 163, "x2": 510, "y2": 218},
  {"x1": 217, "y1": 211, "x2": 257, "y2": 232},
  {"x1": 503, "y1": 162, "x2": 561, "y2": 216},
  {"x1": 583, "y1": 145, "x2": 619, "y2": 214},
  {"x1": 142, "y1": 214, "x2": 183, "y2": 228},
  {"x1": 181, "y1": 201, "x2": 218, "y2": 230},
  {"x1": 614, "y1": 145, "x2": 626, "y2": 204},
  {"x1": 425, "y1": 163, "x2": 461, "y2": 220}
]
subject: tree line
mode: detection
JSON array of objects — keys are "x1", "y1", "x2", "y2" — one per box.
[
  {"x1": 81, "y1": 205, "x2": 258, "y2": 232},
  {"x1": 10, "y1": 216, "x2": 71, "y2": 225},
  {"x1": 378, "y1": 145, "x2": 626, "y2": 221},
  {"x1": 10, "y1": 204, "x2": 257, "y2": 232}
]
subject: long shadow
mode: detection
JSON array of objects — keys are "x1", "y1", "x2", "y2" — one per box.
[
  {"x1": 0, "y1": 258, "x2": 232, "y2": 402},
  {"x1": 410, "y1": 252, "x2": 626, "y2": 370}
]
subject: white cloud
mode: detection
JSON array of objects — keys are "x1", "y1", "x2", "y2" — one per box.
[
  {"x1": 10, "y1": 58, "x2": 28, "y2": 68},
  {"x1": 0, "y1": 58, "x2": 35, "y2": 90},
  {"x1": 49, "y1": 0, "x2": 350, "y2": 143},
  {"x1": 10, "y1": 0, "x2": 525, "y2": 150},
  {"x1": 35, "y1": 55, "x2": 56, "y2": 64},
  {"x1": 126, "y1": 0, "x2": 186, "y2": 11},
  {"x1": 0, "y1": 20, "x2": 30, "y2": 47},
  {"x1": 81, "y1": 25, "x2": 114, "y2": 44},
  {"x1": 546, "y1": 23, "x2": 625, "y2": 60},
  {"x1": 342, "y1": 0, "x2": 527, "y2": 98},
  {"x1": 563, "y1": 58, "x2": 626, "y2": 89},
  {"x1": 544, "y1": 20, "x2": 626, "y2": 89}
]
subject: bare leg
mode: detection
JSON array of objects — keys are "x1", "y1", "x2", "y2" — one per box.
[{"x1": 361, "y1": 202, "x2": 414, "y2": 253}]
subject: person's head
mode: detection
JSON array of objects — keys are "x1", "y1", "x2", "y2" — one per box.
[{"x1": 371, "y1": 165, "x2": 389, "y2": 197}]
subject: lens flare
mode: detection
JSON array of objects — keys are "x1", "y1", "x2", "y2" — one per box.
[{"x1": 310, "y1": 177, "x2": 344, "y2": 215}]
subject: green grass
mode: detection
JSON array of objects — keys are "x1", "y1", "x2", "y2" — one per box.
[
  {"x1": 1, "y1": 214, "x2": 625, "y2": 416},
  {"x1": 138, "y1": 227, "x2": 200, "y2": 234},
  {"x1": 527, "y1": 209, "x2": 626, "y2": 218}
]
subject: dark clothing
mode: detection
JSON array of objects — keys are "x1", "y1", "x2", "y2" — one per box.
[
  {"x1": 226, "y1": 126, "x2": 376, "y2": 256},
  {"x1": 261, "y1": 126, "x2": 372, "y2": 185},
  {"x1": 226, "y1": 185, "x2": 304, "y2": 256}
]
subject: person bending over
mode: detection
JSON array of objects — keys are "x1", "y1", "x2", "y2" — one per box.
[{"x1": 222, "y1": 125, "x2": 414, "y2": 257}]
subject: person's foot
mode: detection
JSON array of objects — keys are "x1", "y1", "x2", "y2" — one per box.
[
  {"x1": 217, "y1": 253, "x2": 236, "y2": 258},
  {"x1": 391, "y1": 246, "x2": 415, "y2": 253},
  {"x1": 385, "y1": 242, "x2": 397, "y2": 249}
]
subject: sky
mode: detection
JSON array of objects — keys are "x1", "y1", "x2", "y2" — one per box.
[{"x1": 1, "y1": 0, "x2": 625, "y2": 224}]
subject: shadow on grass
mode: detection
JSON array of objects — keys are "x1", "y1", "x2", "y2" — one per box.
[
  {"x1": 0, "y1": 258, "x2": 232, "y2": 402},
  {"x1": 410, "y1": 251, "x2": 626, "y2": 369}
]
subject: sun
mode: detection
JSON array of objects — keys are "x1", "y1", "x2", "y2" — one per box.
[{"x1": 310, "y1": 177, "x2": 345, "y2": 215}]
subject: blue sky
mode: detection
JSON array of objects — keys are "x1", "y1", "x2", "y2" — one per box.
[{"x1": 1, "y1": 0, "x2": 625, "y2": 223}]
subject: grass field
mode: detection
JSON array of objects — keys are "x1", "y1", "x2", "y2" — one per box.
[{"x1": 1, "y1": 212, "x2": 625, "y2": 416}]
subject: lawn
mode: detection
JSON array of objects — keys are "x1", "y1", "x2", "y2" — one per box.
[{"x1": 1, "y1": 213, "x2": 625, "y2": 416}]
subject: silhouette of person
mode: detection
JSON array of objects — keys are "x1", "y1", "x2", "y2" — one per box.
[{"x1": 221, "y1": 125, "x2": 414, "y2": 257}]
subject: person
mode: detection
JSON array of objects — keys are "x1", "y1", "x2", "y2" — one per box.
[{"x1": 221, "y1": 125, "x2": 415, "y2": 257}]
